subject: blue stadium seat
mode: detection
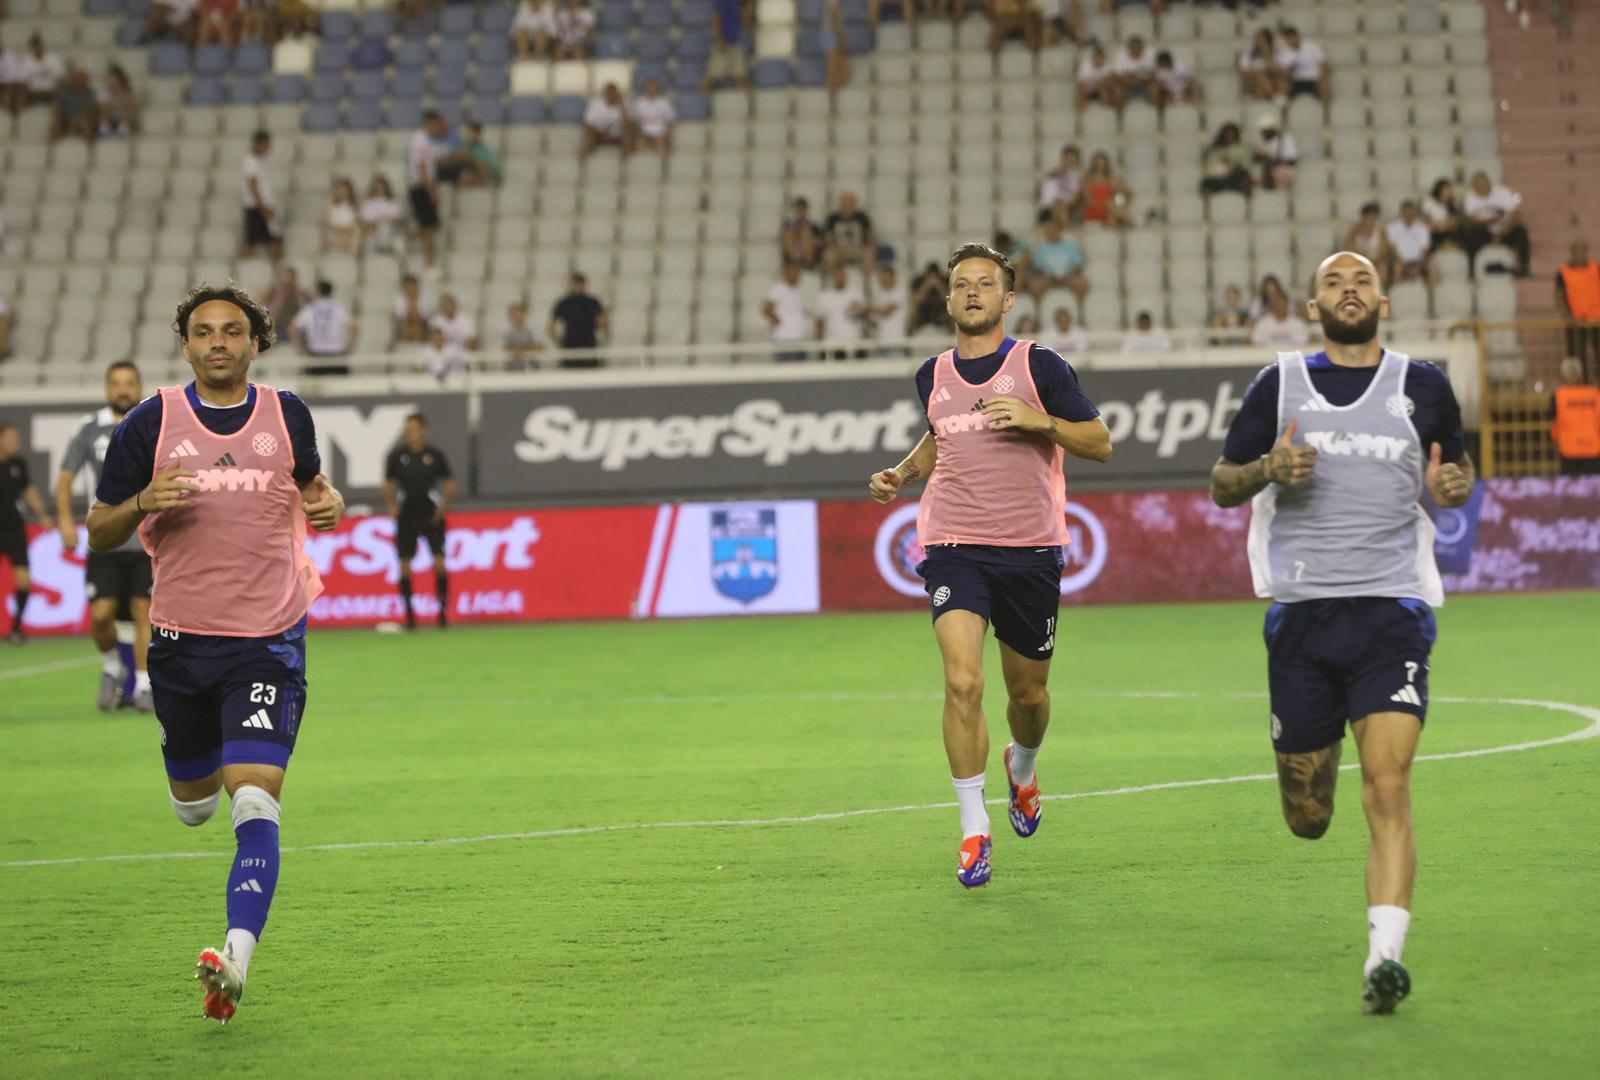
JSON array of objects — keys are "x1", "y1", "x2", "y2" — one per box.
[
  {"x1": 681, "y1": 0, "x2": 714, "y2": 26},
  {"x1": 303, "y1": 103, "x2": 342, "y2": 133},
  {"x1": 796, "y1": 0, "x2": 823, "y2": 20},
  {"x1": 793, "y1": 55, "x2": 826, "y2": 87},
  {"x1": 395, "y1": 39, "x2": 431, "y2": 70},
  {"x1": 432, "y1": 67, "x2": 470, "y2": 96},
  {"x1": 676, "y1": 33, "x2": 712, "y2": 61},
  {"x1": 391, "y1": 68, "x2": 427, "y2": 100},
  {"x1": 598, "y1": 1, "x2": 631, "y2": 32},
  {"x1": 350, "y1": 70, "x2": 386, "y2": 101},
  {"x1": 674, "y1": 91, "x2": 711, "y2": 121},
  {"x1": 597, "y1": 32, "x2": 632, "y2": 60},
  {"x1": 268, "y1": 74, "x2": 307, "y2": 102},
  {"x1": 439, "y1": 5, "x2": 475, "y2": 36},
  {"x1": 795, "y1": 29, "x2": 823, "y2": 57},
  {"x1": 508, "y1": 96, "x2": 548, "y2": 125},
  {"x1": 637, "y1": 36, "x2": 671, "y2": 62},
  {"x1": 640, "y1": 2, "x2": 674, "y2": 31},
  {"x1": 843, "y1": 21, "x2": 874, "y2": 53},
  {"x1": 359, "y1": 10, "x2": 397, "y2": 38},
  {"x1": 672, "y1": 60, "x2": 707, "y2": 91},
  {"x1": 386, "y1": 100, "x2": 424, "y2": 129},
  {"x1": 550, "y1": 95, "x2": 587, "y2": 124},
  {"x1": 634, "y1": 61, "x2": 671, "y2": 90},
  {"x1": 148, "y1": 42, "x2": 189, "y2": 77},
  {"x1": 126, "y1": 0, "x2": 151, "y2": 12},
  {"x1": 471, "y1": 67, "x2": 511, "y2": 96},
  {"x1": 841, "y1": 0, "x2": 871, "y2": 16},
  {"x1": 351, "y1": 38, "x2": 393, "y2": 71},
  {"x1": 437, "y1": 39, "x2": 472, "y2": 68},
  {"x1": 84, "y1": 0, "x2": 126, "y2": 15},
  {"x1": 479, "y1": 2, "x2": 515, "y2": 34},
  {"x1": 476, "y1": 35, "x2": 513, "y2": 64},
  {"x1": 227, "y1": 76, "x2": 266, "y2": 105},
  {"x1": 347, "y1": 100, "x2": 385, "y2": 131},
  {"x1": 470, "y1": 96, "x2": 507, "y2": 125},
  {"x1": 115, "y1": 16, "x2": 143, "y2": 47},
  {"x1": 755, "y1": 58, "x2": 794, "y2": 89},
  {"x1": 434, "y1": 98, "x2": 466, "y2": 125},
  {"x1": 310, "y1": 73, "x2": 346, "y2": 104},
  {"x1": 184, "y1": 76, "x2": 226, "y2": 105},
  {"x1": 235, "y1": 43, "x2": 272, "y2": 76},
  {"x1": 321, "y1": 10, "x2": 358, "y2": 40},
  {"x1": 193, "y1": 45, "x2": 231, "y2": 77},
  {"x1": 314, "y1": 42, "x2": 352, "y2": 74}
]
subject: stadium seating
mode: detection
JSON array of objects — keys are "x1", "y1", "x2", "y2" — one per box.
[{"x1": 0, "y1": 0, "x2": 1507, "y2": 384}]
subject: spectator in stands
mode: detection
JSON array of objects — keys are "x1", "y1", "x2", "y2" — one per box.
[
  {"x1": 1043, "y1": 305, "x2": 1088, "y2": 354},
  {"x1": 238, "y1": 0, "x2": 272, "y2": 45},
  {"x1": 555, "y1": 0, "x2": 596, "y2": 60},
  {"x1": 502, "y1": 302, "x2": 544, "y2": 370},
  {"x1": 1209, "y1": 284, "x2": 1251, "y2": 344},
  {"x1": 1345, "y1": 201, "x2": 1397, "y2": 285},
  {"x1": 1016, "y1": 314, "x2": 1041, "y2": 337},
  {"x1": 632, "y1": 78, "x2": 676, "y2": 159},
  {"x1": 1387, "y1": 200, "x2": 1435, "y2": 284},
  {"x1": 291, "y1": 279, "x2": 357, "y2": 376},
  {"x1": 49, "y1": 67, "x2": 100, "y2": 145},
  {"x1": 429, "y1": 293, "x2": 480, "y2": 353},
  {"x1": 580, "y1": 82, "x2": 629, "y2": 159},
  {"x1": 1075, "y1": 41, "x2": 1121, "y2": 110},
  {"x1": 1152, "y1": 50, "x2": 1195, "y2": 107},
  {"x1": 549, "y1": 274, "x2": 607, "y2": 367},
  {"x1": 907, "y1": 262, "x2": 951, "y2": 335},
  {"x1": 360, "y1": 175, "x2": 404, "y2": 255},
  {"x1": 822, "y1": 191, "x2": 875, "y2": 271},
  {"x1": 391, "y1": 273, "x2": 433, "y2": 344},
  {"x1": 241, "y1": 129, "x2": 283, "y2": 264},
  {"x1": 1249, "y1": 291, "x2": 1310, "y2": 348},
  {"x1": 1551, "y1": 357, "x2": 1600, "y2": 472},
  {"x1": 322, "y1": 177, "x2": 361, "y2": 255},
  {"x1": 1248, "y1": 274, "x2": 1287, "y2": 322},
  {"x1": 822, "y1": 1, "x2": 854, "y2": 94},
  {"x1": 1042, "y1": 0, "x2": 1085, "y2": 46},
  {"x1": 1114, "y1": 35, "x2": 1157, "y2": 102},
  {"x1": 451, "y1": 121, "x2": 501, "y2": 187},
  {"x1": 993, "y1": 230, "x2": 1029, "y2": 287},
  {"x1": 1556, "y1": 240, "x2": 1600, "y2": 379},
  {"x1": 97, "y1": 64, "x2": 139, "y2": 136},
  {"x1": 142, "y1": 0, "x2": 199, "y2": 46},
  {"x1": 394, "y1": 0, "x2": 437, "y2": 35},
  {"x1": 1238, "y1": 27, "x2": 1285, "y2": 103},
  {"x1": 418, "y1": 326, "x2": 468, "y2": 383},
  {"x1": 813, "y1": 265, "x2": 868, "y2": 359},
  {"x1": 406, "y1": 111, "x2": 447, "y2": 266},
  {"x1": 1275, "y1": 25, "x2": 1329, "y2": 104},
  {"x1": 1422, "y1": 177, "x2": 1466, "y2": 253},
  {"x1": 988, "y1": 0, "x2": 1044, "y2": 56},
  {"x1": 1201, "y1": 122, "x2": 1252, "y2": 197},
  {"x1": 263, "y1": 264, "x2": 309, "y2": 331},
  {"x1": 703, "y1": 0, "x2": 752, "y2": 92},
  {"x1": 1463, "y1": 170, "x2": 1531, "y2": 277},
  {"x1": 17, "y1": 34, "x2": 63, "y2": 109},
  {"x1": 781, "y1": 197, "x2": 823, "y2": 270},
  {"x1": 1080, "y1": 150, "x2": 1132, "y2": 227},
  {"x1": 1021, "y1": 212, "x2": 1089, "y2": 302},
  {"x1": 763, "y1": 262, "x2": 811, "y2": 362},
  {"x1": 1121, "y1": 310, "x2": 1172, "y2": 353},
  {"x1": 1039, "y1": 144, "x2": 1083, "y2": 225},
  {"x1": 512, "y1": 0, "x2": 558, "y2": 59},
  {"x1": 196, "y1": 0, "x2": 241, "y2": 47},
  {"x1": 273, "y1": 0, "x2": 319, "y2": 38},
  {"x1": 1253, "y1": 112, "x2": 1296, "y2": 190},
  {"x1": 867, "y1": 265, "x2": 907, "y2": 346}
]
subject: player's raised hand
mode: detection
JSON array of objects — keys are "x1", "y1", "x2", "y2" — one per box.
[
  {"x1": 1265, "y1": 420, "x2": 1318, "y2": 486},
  {"x1": 1426, "y1": 442, "x2": 1471, "y2": 506},
  {"x1": 868, "y1": 467, "x2": 904, "y2": 504},
  {"x1": 300, "y1": 474, "x2": 345, "y2": 531},
  {"x1": 139, "y1": 464, "x2": 200, "y2": 513},
  {"x1": 978, "y1": 395, "x2": 1048, "y2": 433}
]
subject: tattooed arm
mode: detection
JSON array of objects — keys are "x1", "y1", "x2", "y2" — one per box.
[{"x1": 868, "y1": 432, "x2": 937, "y2": 504}]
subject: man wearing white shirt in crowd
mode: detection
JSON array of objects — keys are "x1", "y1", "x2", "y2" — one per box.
[
  {"x1": 418, "y1": 326, "x2": 468, "y2": 382},
  {"x1": 812, "y1": 265, "x2": 868, "y2": 360},
  {"x1": 1254, "y1": 112, "x2": 1298, "y2": 190},
  {"x1": 1386, "y1": 199, "x2": 1435, "y2": 283},
  {"x1": 1463, "y1": 170, "x2": 1531, "y2": 276},
  {"x1": 17, "y1": 34, "x2": 64, "y2": 107},
  {"x1": 1039, "y1": 144, "x2": 1082, "y2": 222},
  {"x1": 581, "y1": 81, "x2": 628, "y2": 159},
  {"x1": 631, "y1": 78, "x2": 675, "y2": 159},
  {"x1": 512, "y1": 0, "x2": 558, "y2": 59},
  {"x1": 291, "y1": 280, "x2": 358, "y2": 376},
  {"x1": 1152, "y1": 50, "x2": 1194, "y2": 106},
  {"x1": 241, "y1": 129, "x2": 282, "y2": 264},
  {"x1": 1114, "y1": 36, "x2": 1157, "y2": 101},
  {"x1": 1120, "y1": 310, "x2": 1172, "y2": 353},
  {"x1": 1275, "y1": 25, "x2": 1328, "y2": 103},
  {"x1": 867, "y1": 265, "x2": 907, "y2": 348},
  {"x1": 1075, "y1": 41, "x2": 1120, "y2": 110},
  {"x1": 1042, "y1": 305, "x2": 1089, "y2": 355},
  {"x1": 1248, "y1": 291, "x2": 1310, "y2": 348},
  {"x1": 555, "y1": 0, "x2": 597, "y2": 60},
  {"x1": 762, "y1": 262, "x2": 810, "y2": 362},
  {"x1": 428, "y1": 293, "x2": 480, "y2": 352},
  {"x1": 406, "y1": 111, "x2": 447, "y2": 266}
]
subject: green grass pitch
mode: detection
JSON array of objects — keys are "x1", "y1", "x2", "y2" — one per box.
[{"x1": 2, "y1": 594, "x2": 1598, "y2": 1077}]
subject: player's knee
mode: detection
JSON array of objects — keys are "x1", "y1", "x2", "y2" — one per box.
[
  {"x1": 1008, "y1": 681, "x2": 1049, "y2": 711},
  {"x1": 1361, "y1": 770, "x2": 1409, "y2": 816},
  {"x1": 1283, "y1": 804, "x2": 1332, "y2": 840},
  {"x1": 171, "y1": 789, "x2": 221, "y2": 827},
  {"x1": 944, "y1": 669, "x2": 984, "y2": 707},
  {"x1": 230, "y1": 784, "x2": 282, "y2": 829}
]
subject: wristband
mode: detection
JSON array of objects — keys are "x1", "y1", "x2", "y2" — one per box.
[{"x1": 135, "y1": 491, "x2": 144, "y2": 513}]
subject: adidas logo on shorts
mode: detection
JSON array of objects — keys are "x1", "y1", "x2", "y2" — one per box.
[
  {"x1": 1389, "y1": 685, "x2": 1423, "y2": 707},
  {"x1": 242, "y1": 709, "x2": 274, "y2": 730}
]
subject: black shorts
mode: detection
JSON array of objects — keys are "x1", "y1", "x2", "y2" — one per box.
[
  {"x1": 85, "y1": 549, "x2": 152, "y2": 604},
  {"x1": 148, "y1": 617, "x2": 308, "y2": 781},
  {"x1": 396, "y1": 514, "x2": 446, "y2": 560},
  {"x1": 1290, "y1": 78, "x2": 1321, "y2": 98},
  {"x1": 0, "y1": 526, "x2": 26, "y2": 568},
  {"x1": 918, "y1": 545, "x2": 1063, "y2": 659},
  {"x1": 409, "y1": 184, "x2": 439, "y2": 229},
  {"x1": 243, "y1": 207, "x2": 274, "y2": 246},
  {"x1": 1264, "y1": 598, "x2": 1436, "y2": 754}
]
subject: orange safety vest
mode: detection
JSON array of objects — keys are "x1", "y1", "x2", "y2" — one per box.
[
  {"x1": 1559, "y1": 261, "x2": 1600, "y2": 321},
  {"x1": 1552, "y1": 385, "x2": 1600, "y2": 459}
]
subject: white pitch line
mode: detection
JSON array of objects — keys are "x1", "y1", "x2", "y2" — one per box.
[
  {"x1": 0, "y1": 657, "x2": 97, "y2": 682},
  {"x1": 2, "y1": 695, "x2": 1596, "y2": 870}
]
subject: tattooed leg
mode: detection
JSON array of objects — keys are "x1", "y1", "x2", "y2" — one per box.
[{"x1": 1275, "y1": 742, "x2": 1343, "y2": 840}]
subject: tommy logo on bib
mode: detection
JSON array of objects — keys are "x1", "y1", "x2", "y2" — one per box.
[
  {"x1": 1301, "y1": 431, "x2": 1411, "y2": 460},
  {"x1": 190, "y1": 467, "x2": 277, "y2": 493}
]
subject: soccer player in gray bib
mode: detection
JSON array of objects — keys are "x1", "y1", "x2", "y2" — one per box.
[{"x1": 1211, "y1": 252, "x2": 1474, "y2": 1015}]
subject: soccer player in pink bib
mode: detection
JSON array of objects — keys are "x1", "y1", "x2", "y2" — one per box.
[
  {"x1": 869, "y1": 242, "x2": 1112, "y2": 887},
  {"x1": 87, "y1": 284, "x2": 345, "y2": 1023}
]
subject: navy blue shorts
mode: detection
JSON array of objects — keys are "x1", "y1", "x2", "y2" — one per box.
[
  {"x1": 919, "y1": 545, "x2": 1063, "y2": 659},
  {"x1": 148, "y1": 617, "x2": 309, "y2": 781},
  {"x1": 1263, "y1": 598, "x2": 1436, "y2": 754}
]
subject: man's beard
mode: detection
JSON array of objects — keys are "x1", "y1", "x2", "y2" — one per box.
[
  {"x1": 1317, "y1": 301, "x2": 1380, "y2": 345},
  {"x1": 955, "y1": 307, "x2": 1003, "y2": 336},
  {"x1": 109, "y1": 395, "x2": 137, "y2": 414}
]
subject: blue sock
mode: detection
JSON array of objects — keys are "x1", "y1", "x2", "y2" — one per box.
[{"x1": 226, "y1": 818, "x2": 280, "y2": 941}]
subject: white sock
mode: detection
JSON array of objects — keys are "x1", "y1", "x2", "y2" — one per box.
[
  {"x1": 100, "y1": 648, "x2": 122, "y2": 676},
  {"x1": 1008, "y1": 740, "x2": 1040, "y2": 787},
  {"x1": 224, "y1": 928, "x2": 258, "y2": 979},
  {"x1": 951, "y1": 773, "x2": 989, "y2": 839},
  {"x1": 135, "y1": 670, "x2": 151, "y2": 693},
  {"x1": 1365, "y1": 904, "x2": 1411, "y2": 977}
]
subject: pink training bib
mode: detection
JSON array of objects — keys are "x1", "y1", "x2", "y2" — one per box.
[
  {"x1": 917, "y1": 339, "x2": 1070, "y2": 548},
  {"x1": 139, "y1": 385, "x2": 323, "y2": 636}
]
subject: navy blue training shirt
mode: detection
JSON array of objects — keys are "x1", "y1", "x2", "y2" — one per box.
[
  {"x1": 1221, "y1": 352, "x2": 1466, "y2": 465},
  {"x1": 96, "y1": 383, "x2": 321, "y2": 507}
]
